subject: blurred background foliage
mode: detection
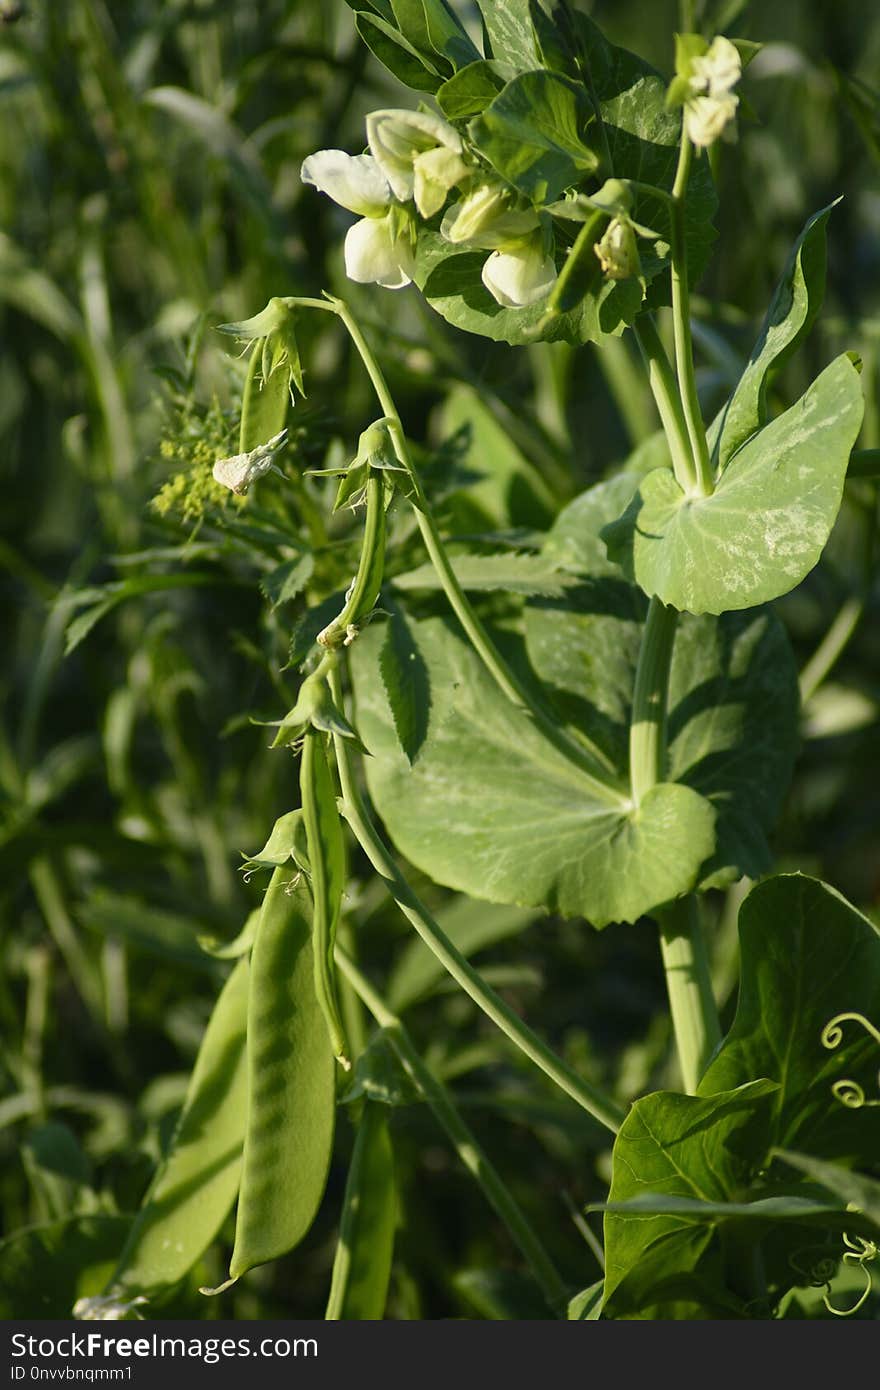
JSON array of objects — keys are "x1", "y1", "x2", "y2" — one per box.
[{"x1": 0, "y1": 0, "x2": 878, "y2": 1318}]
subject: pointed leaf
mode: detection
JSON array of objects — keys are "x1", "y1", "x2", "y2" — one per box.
[
  {"x1": 699, "y1": 875, "x2": 880, "y2": 1164},
  {"x1": 379, "y1": 606, "x2": 430, "y2": 765}
]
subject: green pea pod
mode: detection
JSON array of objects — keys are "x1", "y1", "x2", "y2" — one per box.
[
  {"x1": 228, "y1": 868, "x2": 336, "y2": 1280},
  {"x1": 109, "y1": 955, "x2": 250, "y2": 1298},
  {"x1": 317, "y1": 472, "x2": 386, "y2": 649},
  {"x1": 300, "y1": 730, "x2": 349, "y2": 1068},
  {"x1": 239, "y1": 337, "x2": 289, "y2": 454},
  {"x1": 325, "y1": 1102, "x2": 396, "y2": 1320}
]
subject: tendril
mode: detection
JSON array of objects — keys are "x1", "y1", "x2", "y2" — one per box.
[
  {"x1": 821, "y1": 1012, "x2": 880, "y2": 1109},
  {"x1": 823, "y1": 1236, "x2": 877, "y2": 1318}
]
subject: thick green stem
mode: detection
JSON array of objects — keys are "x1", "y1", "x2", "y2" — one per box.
[
  {"x1": 632, "y1": 317, "x2": 696, "y2": 493},
  {"x1": 335, "y1": 947, "x2": 570, "y2": 1316},
  {"x1": 327, "y1": 668, "x2": 624, "y2": 1135},
  {"x1": 657, "y1": 897, "x2": 722, "y2": 1094},
  {"x1": 629, "y1": 597, "x2": 678, "y2": 804},
  {"x1": 627, "y1": 600, "x2": 721, "y2": 1093},
  {"x1": 670, "y1": 136, "x2": 713, "y2": 496},
  {"x1": 315, "y1": 295, "x2": 621, "y2": 802}
]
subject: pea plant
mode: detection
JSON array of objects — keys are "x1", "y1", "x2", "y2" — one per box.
[{"x1": 81, "y1": 0, "x2": 880, "y2": 1321}]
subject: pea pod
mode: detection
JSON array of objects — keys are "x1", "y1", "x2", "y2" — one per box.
[
  {"x1": 300, "y1": 729, "x2": 349, "y2": 1068},
  {"x1": 325, "y1": 1102, "x2": 396, "y2": 1320},
  {"x1": 228, "y1": 868, "x2": 336, "y2": 1280},
  {"x1": 317, "y1": 471, "x2": 385, "y2": 649},
  {"x1": 239, "y1": 335, "x2": 290, "y2": 454},
  {"x1": 109, "y1": 955, "x2": 250, "y2": 1298}
]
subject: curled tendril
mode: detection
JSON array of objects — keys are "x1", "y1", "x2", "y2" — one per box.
[
  {"x1": 821, "y1": 1012, "x2": 880, "y2": 1109},
  {"x1": 823, "y1": 1235, "x2": 877, "y2": 1318}
]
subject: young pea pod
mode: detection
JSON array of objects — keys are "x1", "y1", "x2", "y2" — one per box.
[
  {"x1": 238, "y1": 334, "x2": 291, "y2": 455},
  {"x1": 228, "y1": 868, "x2": 336, "y2": 1281},
  {"x1": 325, "y1": 1101, "x2": 396, "y2": 1320},
  {"x1": 300, "y1": 729, "x2": 350, "y2": 1068},
  {"x1": 318, "y1": 470, "x2": 386, "y2": 650},
  {"x1": 108, "y1": 955, "x2": 250, "y2": 1299}
]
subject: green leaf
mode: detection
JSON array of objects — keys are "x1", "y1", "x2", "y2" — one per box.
[
  {"x1": 710, "y1": 205, "x2": 835, "y2": 471},
  {"x1": 325, "y1": 1103, "x2": 397, "y2": 1319},
  {"x1": 774, "y1": 1152, "x2": 880, "y2": 1233},
  {"x1": 260, "y1": 553, "x2": 314, "y2": 608},
  {"x1": 468, "y1": 71, "x2": 598, "y2": 204},
  {"x1": 436, "y1": 60, "x2": 513, "y2": 120},
  {"x1": 438, "y1": 385, "x2": 557, "y2": 528},
  {"x1": 110, "y1": 958, "x2": 250, "y2": 1296},
  {"x1": 393, "y1": 552, "x2": 575, "y2": 596},
  {"x1": 379, "y1": 606, "x2": 431, "y2": 765},
  {"x1": 229, "y1": 873, "x2": 336, "y2": 1280},
  {"x1": 603, "y1": 1081, "x2": 777, "y2": 1318},
  {"x1": 479, "y1": 0, "x2": 542, "y2": 72},
  {"x1": 524, "y1": 473, "x2": 799, "y2": 885},
  {"x1": 699, "y1": 875, "x2": 880, "y2": 1164},
  {"x1": 568, "y1": 1279, "x2": 604, "y2": 1319},
  {"x1": 0, "y1": 1216, "x2": 130, "y2": 1319},
  {"x1": 355, "y1": 12, "x2": 443, "y2": 93},
  {"x1": 350, "y1": 615, "x2": 716, "y2": 926},
  {"x1": 602, "y1": 355, "x2": 865, "y2": 615},
  {"x1": 388, "y1": 897, "x2": 538, "y2": 1012},
  {"x1": 419, "y1": 0, "x2": 481, "y2": 69}
]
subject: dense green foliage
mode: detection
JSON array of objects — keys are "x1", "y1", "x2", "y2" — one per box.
[{"x1": 1, "y1": 0, "x2": 879, "y2": 1321}]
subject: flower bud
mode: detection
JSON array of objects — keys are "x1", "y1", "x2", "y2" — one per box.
[
  {"x1": 366, "y1": 109, "x2": 465, "y2": 210},
  {"x1": 441, "y1": 184, "x2": 539, "y2": 248},
  {"x1": 594, "y1": 218, "x2": 641, "y2": 281}
]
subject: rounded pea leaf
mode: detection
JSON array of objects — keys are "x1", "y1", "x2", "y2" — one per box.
[
  {"x1": 524, "y1": 473, "x2": 799, "y2": 886},
  {"x1": 110, "y1": 956, "x2": 250, "y2": 1297},
  {"x1": 350, "y1": 615, "x2": 716, "y2": 927},
  {"x1": 602, "y1": 355, "x2": 865, "y2": 614},
  {"x1": 229, "y1": 870, "x2": 336, "y2": 1280}
]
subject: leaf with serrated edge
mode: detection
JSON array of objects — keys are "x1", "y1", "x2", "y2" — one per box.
[{"x1": 378, "y1": 608, "x2": 430, "y2": 765}]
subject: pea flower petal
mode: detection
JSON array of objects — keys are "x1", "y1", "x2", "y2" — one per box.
[
  {"x1": 300, "y1": 150, "x2": 392, "y2": 217},
  {"x1": 481, "y1": 233, "x2": 557, "y2": 308},
  {"x1": 344, "y1": 214, "x2": 415, "y2": 289}
]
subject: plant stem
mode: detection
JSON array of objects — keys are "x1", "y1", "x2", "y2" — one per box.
[
  {"x1": 335, "y1": 947, "x2": 570, "y2": 1317},
  {"x1": 798, "y1": 595, "x2": 866, "y2": 707},
  {"x1": 315, "y1": 295, "x2": 621, "y2": 802},
  {"x1": 632, "y1": 317, "x2": 696, "y2": 492},
  {"x1": 670, "y1": 135, "x2": 713, "y2": 496},
  {"x1": 327, "y1": 668, "x2": 625, "y2": 1134},
  {"x1": 626, "y1": 601, "x2": 721, "y2": 1093},
  {"x1": 629, "y1": 597, "x2": 678, "y2": 804},
  {"x1": 657, "y1": 897, "x2": 722, "y2": 1094}
]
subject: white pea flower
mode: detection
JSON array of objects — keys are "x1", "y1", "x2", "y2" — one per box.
[
  {"x1": 690, "y1": 36, "x2": 742, "y2": 98},
  {"x1": 213, "y1": 429, "x2": 288, "y2": 496},
  {"x1": 682, "y1": 36, "x2": 742, "y2": 148},
  {"x1": 441, "y1": 184, "x2": 540, "y2": 248},
  {"x1": 300, "y1": 149, "x2": 416, "y2": 289},
  {"x1": 481, "y1": 230, "x2": 557, "y2": 309},
  {"x1": 685, "y1": 93, "x2": 739, "y2": 148},
  {"x1": 366, "y1": 109, "x2": 468, "y2": 217}
]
